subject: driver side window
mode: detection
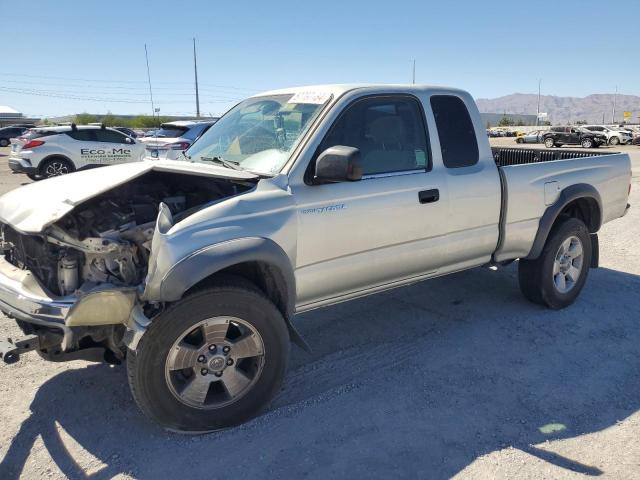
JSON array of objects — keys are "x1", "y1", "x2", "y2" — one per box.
[{"x1": 315, "y1": 96, "x2": 430, "y2": 177}]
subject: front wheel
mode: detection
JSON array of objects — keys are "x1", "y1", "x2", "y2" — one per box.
[
  {"x1": 581, "y1": 138, "x2": 594, "y2": 148},
  {"x1": 544, "y1": 138, "x2": 555, "y2": 148},
  {"x1": 127, "y1": 276, "x2": 290, "y2": 432},
  {"x1": 609, "y1": 136, "x2": 620, "y2": 146},
  {"x1": 518, "y1": 217, "x2": 591, "y2": 309}
]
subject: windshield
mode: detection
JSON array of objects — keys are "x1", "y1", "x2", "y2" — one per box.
[{"x1": 186, "y1": 93, "x2": 331, "y2": 174}]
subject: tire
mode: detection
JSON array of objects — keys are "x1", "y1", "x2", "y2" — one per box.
[
  {"x1": 544, "y1": 137, "x2": 555, "y2": 148},
  {"x1": 0, "y1": 138, "x2": 9, "y2": 147},
  {"x1": 26, "y1": 173, "x2": 39, "y2": 181},
  {"x1": 581, "y1": 138, "x2": 594, "y2": 148},
  {"x1": 39, "y1": 157, "x2": 74, "y2": 178},
  {"x1": 516, "y1": 137, "x2": 524, "y2": 144},
  {"x1": 127, "y1": 275, "x2": 290, "y2": 432},
  {"x1": 518, "y1": 217, "x2": 592, "y2": 310},
  {"x1": 609, "y1": 136, "x2": 620, "y2": 146}
]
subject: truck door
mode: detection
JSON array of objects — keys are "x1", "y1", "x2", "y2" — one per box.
[{"x1": 291, "y1": 94, "x2": 449, "y2": 308}]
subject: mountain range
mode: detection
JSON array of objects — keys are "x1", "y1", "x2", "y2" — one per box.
[{"x1": 475, "y1": 93, "x2": 640, "y2": 124}]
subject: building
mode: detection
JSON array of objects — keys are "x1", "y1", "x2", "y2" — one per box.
[
  {"x1": 480, "y1": 113, "x2": 538, "y2": 128},
  {"x1": 0, "y1": 105, "x2": 39, "y2": 127}
]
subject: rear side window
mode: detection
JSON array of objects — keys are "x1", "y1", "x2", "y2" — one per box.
[
  {"x1": 430, "y1": 95, "x2": 478, "y2": 168},
  {"x1": 66, "y1": 129, "x2": 96, "y2": 141},
  {"x1": 94, "y1": 129, "x2": 128, "y2": 143}
]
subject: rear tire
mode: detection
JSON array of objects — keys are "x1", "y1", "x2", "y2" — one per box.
[
  {"x1": 127, "y1": 276, "x2": 290, "y2": 432},
  {"x1": 516, "y1": 137, "x2": 524, "y2": 144},
  {"x1": 39, "y1": 157, "x2": 74, "y2": 178},
  {"x1": 518, "y1": 217, "x2": 591, "y2": 310},
  {"x1": 0, "y1": 139, "x2": 9, "y2": 147},
  {"x1": 544, "y1": 138, "x2": 555, "y2": 148}
]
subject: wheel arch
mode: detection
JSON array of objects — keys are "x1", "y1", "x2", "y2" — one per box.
[
  {"x1": 38, "y1": 154, "x2": 75, "y2": 174},
  {"x1": 157, "y1": 237, "x2": 310, "y2": 352},
  {"x1": 526, "y1": 183, "x2": 602, "y2": 260}
]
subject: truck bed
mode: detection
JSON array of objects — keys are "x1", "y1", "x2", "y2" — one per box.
[
  {"x1": 491, "y1": 146, "x2": 618, "y2": 167},
  {"x1": 491, "y1": 147, "x2": 631, "y2": 263}
]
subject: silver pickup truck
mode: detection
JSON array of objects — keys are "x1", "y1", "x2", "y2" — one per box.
[{"x1": 0, "y1": 85, "x2": 631, "y2": 432}]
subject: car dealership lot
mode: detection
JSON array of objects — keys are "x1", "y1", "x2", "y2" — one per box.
[{"x1": 1, "y1": 143, "x2": 640, "y2": 479}]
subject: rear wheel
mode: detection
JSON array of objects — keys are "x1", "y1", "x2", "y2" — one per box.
[
  {"x1": 0, "y1": 138, "x2": 9, "y2": 147},
  {"x1": 581, "y1": 138, "x2": 594, "y2": 148},
  {"x1": 544, "y1": 137, "x2": 555, "y2": 148},
  {"x1": 127, "y1": 276, "x2": 290, "y2": 432},
  {"x1": 516, "y1": 137, "x2": 524, "y2": 144},
  {"x1": 518, "y1": 217, "x2": 591, "y2": 309},
  {"x1": 39, "y1": 157, "x2": 74, "y2": 178}
]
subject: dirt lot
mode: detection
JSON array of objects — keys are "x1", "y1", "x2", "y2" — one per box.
[{"x1": 1, "y1": 142, "x2": 640, "y2": 479}]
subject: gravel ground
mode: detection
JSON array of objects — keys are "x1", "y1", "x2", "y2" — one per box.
[{"x1": 1, "y1": 141, "x2": 639, "y2": 479}]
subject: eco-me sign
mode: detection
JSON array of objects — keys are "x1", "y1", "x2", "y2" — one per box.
[{"x1": 80, "y1": 148, "x2": 131, "y2": 163}]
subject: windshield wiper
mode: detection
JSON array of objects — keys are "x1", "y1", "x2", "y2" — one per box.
[{"x1": 199, "y1": 156, "x2": 244, "y2": 171}]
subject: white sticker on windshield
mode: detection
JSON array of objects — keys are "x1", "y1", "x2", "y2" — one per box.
[{"x1": 288, "y1": 91, "x2": 331, "y2": 105}]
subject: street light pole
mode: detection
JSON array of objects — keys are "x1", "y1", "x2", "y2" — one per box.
[
  {"x1": 193, "y1": 38, "x2": 200, "y2": 118},
  {"x1": 536, "y1": 78, "x2": 541, "y2": 127},
  {"x1": 144, "y1": 44, "x2": 155, "y2": 121},
  {"x1": 612, "y1": 85, "x2": 618, "y2": 124}
]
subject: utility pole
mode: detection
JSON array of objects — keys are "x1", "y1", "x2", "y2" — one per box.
[
  {"x1": 535, "y1": 78, "x2": 541, "y2": 127},
  {"x1": 144, "y1": 44, "x2": 156, "y2": 120},
  {"x1": 612, "y1": 85, "x2": 618, "y2": 124},
  {"x1": 193, "y1": 37, "x2": 200, "y2": 118},
  {"x1": 412, "y1": 59, "x2": 415, "y2": 84}
]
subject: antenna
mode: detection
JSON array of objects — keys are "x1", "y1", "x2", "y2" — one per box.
[
  {"x1": 412, "y1": 59, "x2": 416, "y2": 84},
  {"x1": 193, "y1": 38, "x2": 200, "y2": 118},
  {"x1": 144, "y1": 44, "x2": 156, "y2": 120}
]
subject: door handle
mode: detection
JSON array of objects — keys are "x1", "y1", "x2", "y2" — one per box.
[{"x1": 418, "y1": 189, "x2": 439, "y2": 204}]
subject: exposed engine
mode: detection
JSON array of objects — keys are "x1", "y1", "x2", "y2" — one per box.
[{"x1": 0, "y1": 171, "x2": 254, "y2": 296}]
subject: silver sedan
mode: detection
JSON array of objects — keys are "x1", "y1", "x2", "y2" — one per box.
[{"x1": 516, "y1": 130, "x2": 546, "y2": 144}]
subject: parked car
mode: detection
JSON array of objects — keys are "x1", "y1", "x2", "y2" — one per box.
[
  {"x1": 0, "y1": 84, "x2": 631, "y2": 432},
  {"x1": 0, "y1": 126, "x2": 31, "y2": 147},
  {"x1": 516, "y1": 130, "x2": 545, "y2": 144},
  {"x1": 8, "y1": 124, "x2": 146, "y2": 180},
  {"x1": 542, "y1": 126, "x2": 607, "y2": 148},
  {"x1": 583, "y1": 125, "x2": 632, "y2": 145},
  {"x1": 138, "y1": 119, "x2": 218, "y2": 160}
]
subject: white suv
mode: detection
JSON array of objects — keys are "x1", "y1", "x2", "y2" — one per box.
[
  {"x1": 9, "y1": 125, "x2": 146, "y2": 180},
  {"x1": 138, "y1": 120, "x2": 217, "y2": 160},
  {"x1": 583, "y1": 125, "x2": 632, "y2": 145}
]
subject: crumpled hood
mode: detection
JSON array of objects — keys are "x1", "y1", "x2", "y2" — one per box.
[{"x1": 0, "y1": 160, "x2": 258, "y2": 233}]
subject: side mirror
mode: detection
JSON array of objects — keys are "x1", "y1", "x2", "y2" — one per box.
[
  {"x1": 314, "y1": 146, "x2": 362, "y2": 183},
  {"x1": 125, "y1": 137, "x2": 133, "y2": 144}
]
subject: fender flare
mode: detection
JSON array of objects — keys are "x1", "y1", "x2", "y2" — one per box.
[
  {"x1": 160, "y1": 237, "x2": 296, "y2": 317},
  {"x1": 526, "y1": 183, "x2": 602, "y2": 260}
]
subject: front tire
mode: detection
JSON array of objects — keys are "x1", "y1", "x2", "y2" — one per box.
[
  {"x1": 544, "y1": 138, "x2": 555, "y2": 148},
  {"x1": 518, "y1": 217, "x2": 591, "y2": 309},
  {"x1": 581, "y1": 138, "x2": 594, "y2": 148},
  {"x1": 127, "y1": 276, "x2": 290, "y2": 432},
  {"x1": 609, "y1": 136, "x2": 620, "y2": 146}
]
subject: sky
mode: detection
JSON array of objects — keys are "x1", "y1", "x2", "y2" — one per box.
[{"x1": 1, "y1": 0, "x2": 638, "y2": 118}]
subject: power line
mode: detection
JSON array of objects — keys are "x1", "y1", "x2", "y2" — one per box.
[{"x1": 0, "y1": 71, "x2": 261, "y2": 92}]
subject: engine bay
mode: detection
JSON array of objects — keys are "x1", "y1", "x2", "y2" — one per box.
[{"x1": 1, "y1": 171, "x2": 254, "y2": 296}]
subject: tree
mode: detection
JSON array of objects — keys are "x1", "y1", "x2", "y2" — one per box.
[
  {"x1": 498, "y1": 116, "x2": 515, "y2": 127},
  {"x1": 74, "y1": 113, "x2": 97, "y2": 125}
]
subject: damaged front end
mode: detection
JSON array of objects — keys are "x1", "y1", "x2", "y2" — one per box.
[{"x1": 0, "y1": 168, "x2": 256, "y2": 363}]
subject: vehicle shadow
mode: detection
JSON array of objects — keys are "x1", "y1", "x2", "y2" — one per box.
[{"x1": 1, "y1": 265, "x2": 639, "y2": 479}]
